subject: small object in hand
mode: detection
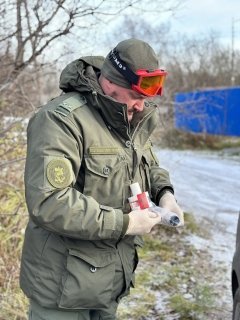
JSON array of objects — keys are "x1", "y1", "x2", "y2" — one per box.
[{"x1": 169, "y1": 215, "x2": 180, "y2": 226}]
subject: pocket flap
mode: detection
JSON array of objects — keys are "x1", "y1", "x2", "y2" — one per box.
[
  {"x1": 68, "y1": 248, "x2": 116, "y2": 268},
  {"x1": 85, "y1": 156, "x2": 122, "y2": 177}
]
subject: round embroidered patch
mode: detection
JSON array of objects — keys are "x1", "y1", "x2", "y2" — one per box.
[{"x1": 46, "y1": 158, "x2": 73, "y2": 188}]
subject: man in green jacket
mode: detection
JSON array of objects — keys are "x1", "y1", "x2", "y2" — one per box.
[{"x1": 20, "y1": 38, "x2": 184, "y2": 320}]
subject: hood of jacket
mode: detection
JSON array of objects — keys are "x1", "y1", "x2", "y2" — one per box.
[
  {"x1": 59, "y1": 56, "x2": 104, "y2": 94},
  {"x1": 59, "y1": 56, "x2": 158, "y2": 140}
]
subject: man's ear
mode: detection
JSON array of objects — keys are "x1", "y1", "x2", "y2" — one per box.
[{"x1": 99, "y1": 74, "x2": 113, "y2": 94}]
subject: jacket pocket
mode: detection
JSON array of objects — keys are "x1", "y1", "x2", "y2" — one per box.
[
  {"x1": 58, "y1": 248, "x2": 116, "y2": 310},
  {"x1": 83, "y1": 155, "x2": 126, "y2": 208}
]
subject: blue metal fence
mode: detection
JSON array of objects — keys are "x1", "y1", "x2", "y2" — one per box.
[{"x1": 174, "y1": 87, "x2": 240, "y2": 136}]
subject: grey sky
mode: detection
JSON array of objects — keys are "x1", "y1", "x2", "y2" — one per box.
[{"x1": 169, "y1": 0, "x2": 240, "y2": 49}]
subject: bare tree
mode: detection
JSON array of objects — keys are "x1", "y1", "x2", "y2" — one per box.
[
  {"x1": 103, "y1": 14, "x2": 171, "y2": 54},
  {"x1": 0, "y1": 0, "x2": 183, "y2": 83},
  {"x1": 0, "y1": 1, "x2": 133, "y2": 82},
  {"x1": 165, "y1": 33, "x2": 240, "y2": 96},
  {"x1": 0, "y1": 0, "x2": 184, "y2": 115}
]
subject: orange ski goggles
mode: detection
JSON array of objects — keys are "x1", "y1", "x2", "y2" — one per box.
[{"x1": 108, "y1": 49, "x2": 167, "y2": 97}]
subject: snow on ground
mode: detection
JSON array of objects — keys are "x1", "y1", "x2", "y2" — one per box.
[
  {"x1": 156, "y1": 149, "x2": 240, "y2": 246},
  {"x1": 155, "y1": 148, "x2": 240, "y2": 314}
]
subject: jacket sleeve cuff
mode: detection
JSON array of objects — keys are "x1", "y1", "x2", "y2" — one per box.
[{"x1": 155, "y1": 187, "x2": 174, "y2": 205}]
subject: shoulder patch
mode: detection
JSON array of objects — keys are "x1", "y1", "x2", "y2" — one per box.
[
  {"x1": 46, "y1": 158, "x2": 73, "y2": 188},
  {"x1": 55, "y1": 94, "x2": 86, "y2": 116}
]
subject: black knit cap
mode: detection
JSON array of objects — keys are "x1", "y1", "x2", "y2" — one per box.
[{"x1": 101, "y1": 38, "x2": 159, "y2": 88}]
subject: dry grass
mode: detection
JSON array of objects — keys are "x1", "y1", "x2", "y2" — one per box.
[
  {"x1": 0, "y1": 215, "x2": 29, "y2": 320},
  {"x1": 152, "y1": 126, "x2": 240, "y2": 151},
  {"x1": 0, "y1": 122, "x2": 29, "y2": 320}
]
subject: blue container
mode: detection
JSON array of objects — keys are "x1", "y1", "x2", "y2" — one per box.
[{"x1": 174, "y1": 87, "x2": 240, "y2": 136}]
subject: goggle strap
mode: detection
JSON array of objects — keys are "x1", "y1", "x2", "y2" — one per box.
[{"x1": 108, "y1": 49, "x2": 139, "y2": 85}]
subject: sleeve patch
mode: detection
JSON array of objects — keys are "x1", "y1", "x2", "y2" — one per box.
[{"x1": 46, "y1": 158, "x2": 73, "y2": 188}]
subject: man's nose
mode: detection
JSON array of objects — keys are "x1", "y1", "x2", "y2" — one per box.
[{"x1": 133, "y1": 99, "x2": 145, "y2": 112}]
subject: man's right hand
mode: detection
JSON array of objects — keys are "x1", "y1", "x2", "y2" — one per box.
[{"x1": 125, "y1": 209, "x2": 162, "y2": 235}]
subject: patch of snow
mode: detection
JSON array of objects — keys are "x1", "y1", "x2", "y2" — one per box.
[{"x1": 155, "y1": 149, "x2": 240, "y2": 238}]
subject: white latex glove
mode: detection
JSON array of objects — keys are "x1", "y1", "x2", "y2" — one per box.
[
  {"x1": 159, "y1": 191, "x2": 184, "y2": 226},
  {"x1": 126, "y1": 209, "x2": 162, "y2": 235}
]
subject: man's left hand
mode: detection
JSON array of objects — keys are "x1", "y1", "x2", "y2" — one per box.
[{"x1": 159, "y1": 191, "x2": 184, "y2": 226}]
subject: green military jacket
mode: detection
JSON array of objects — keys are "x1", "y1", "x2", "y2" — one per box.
[{"x1": 20, "y1": 56, "x2": 173, "y2": 310}]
